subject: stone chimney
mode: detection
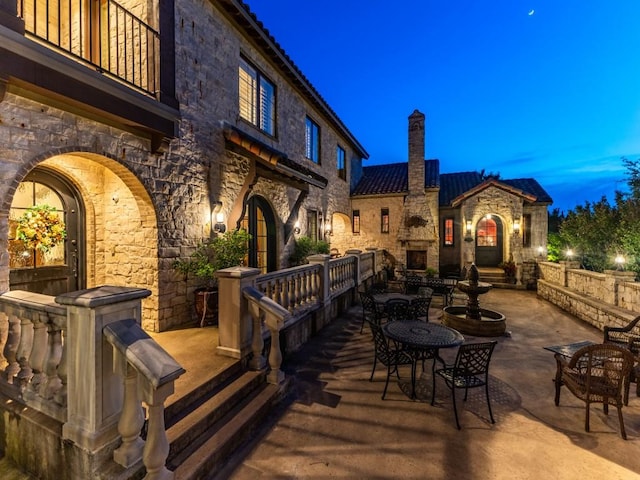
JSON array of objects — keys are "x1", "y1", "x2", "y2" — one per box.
[
  {"x1": 408, "y1": 110, "x2": 425, "y2": 195},
  {"x1": 397, "y1": 109, "x2": 435, "y2": 245}
]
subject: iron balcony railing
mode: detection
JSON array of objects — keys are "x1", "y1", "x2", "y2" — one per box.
[{"x1": 18, "y1": 0, "x2": 159, "y2": 96}]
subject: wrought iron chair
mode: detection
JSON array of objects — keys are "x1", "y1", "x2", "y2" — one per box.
[
  {"x1": 555, "y1": 343, "x2": 635, "y2": 439},
  {"x1": 404, "y1": 275, "x2": 424, "y2": 295},
  {"x1": 432, "y1": 341, "x2": 498, "y2": 429},
  {"x1": 385, "y1": 298, "x2": 413, "y2": 322},
  {"x1": 359, "y1": 291, "x2": 384, "y2": 333},
  {"x1": 603, "y1": 316, "x2": 640, "y2": 404},
  {"x1": 412, "y1": 296, "x2": 432, "y2": 323},
  {"x1": 367, "y1": 320, "x2": 414, "y2": 399}
]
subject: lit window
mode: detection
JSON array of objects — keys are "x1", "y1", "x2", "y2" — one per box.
[
  {"x1": 381, "y1": 208, "x2": 389, "y2": 233},
  {"x1": 444, "y1": 218, "x2": 454, "y2": 246},
  {"x1": 353, "y1": 210, "x2": 360, "y2": 234},
  {"x1": 337, "y1": 145, "x2": 346, "y2": 180},
  {"x1": 477, "y1": 217, "x2": 497, "y2": 246},
  {"x1": 305, "y1": 117, "x2": 320, "y2": 163},
  {"x1": 239, "y1": 58, "x2": 276, "y2": 135}
]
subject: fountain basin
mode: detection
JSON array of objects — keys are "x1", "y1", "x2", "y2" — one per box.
[{"x1": 442, "y1": 305, "x2": 506, "y2": 337}]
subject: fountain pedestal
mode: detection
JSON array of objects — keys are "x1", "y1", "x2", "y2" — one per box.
[{"x1": 441, "y1": 265, "x2": 506, "y2": 336}]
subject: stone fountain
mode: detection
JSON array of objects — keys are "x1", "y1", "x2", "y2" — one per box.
[{"x1": 442, "y1": 264, "x2": 506, "y2": 336}]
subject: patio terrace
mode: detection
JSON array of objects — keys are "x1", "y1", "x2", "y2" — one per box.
[{"x1": 218, "y1": 288, "x2": 640, "y2": 479}]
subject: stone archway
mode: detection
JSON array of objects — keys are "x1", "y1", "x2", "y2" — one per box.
[
  {"x1": 328, "y1": 212, "x2": 352, "y2": 256},
  {"x1": 10, "y1": 152, "x2": 160, "y2": 330}
]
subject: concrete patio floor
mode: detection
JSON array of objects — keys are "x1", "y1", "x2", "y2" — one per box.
[{"x1": 223, "y1": 289, "x2": 640, "y2": 480}]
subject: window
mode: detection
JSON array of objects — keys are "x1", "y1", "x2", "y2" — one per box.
[
  {"x1": 444, "y1": 218, "x2": 454, "y2": 246},
  {"x1": 337, "y1": 145, "x2": 346, "y2": 180},
  {"x1": 522, "y1": 214, "x2": 532, "y2": 247},
  {"x1": 305, "y1": 117, "x2": 320, "y2": 163},
  {"x1": 307, "y1": 210, "x2": 318, "y2": 242},
  {"x1": 352, "y1": 210, "x2": 360, "y2": 234},
  {"x1": 477, "y1": 217, "x2": 497, "y2": 246},
  {"x1": 239, "y1": 57, "x2": 276, "y2": 135},
  {"x1": 381, "y1": 208, "x2": 389, "y2": 233}
]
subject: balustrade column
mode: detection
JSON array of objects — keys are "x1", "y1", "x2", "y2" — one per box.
[
  {"x1": 345, "y1": 249, "x2": 363, "y2": 290},
  {"x1": 140, "y1": 381, "x2": 174, "y2": 480},
  {"x1": 113, "y1": 362, "x2": 145, "y2": 468},
  {"x1": 4, "y1": 310, "x2": 21, "y2": 383},
  {"x1": 216, "y1": 266, "x2": 261, "y2": 359},
  {"x1": 26, "y1": 314, "x2": 48, "y2": 394},
  {"x1": 308, "y1": 254, "x2": 331, "y2": 307}
]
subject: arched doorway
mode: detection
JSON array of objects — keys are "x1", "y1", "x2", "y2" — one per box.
[
  {"x1": 475, "y1": 215, "x2": 503, "y2": 267},
  {"x1": 9, "y1": 168, "x2": 85, "y2": 295},
  {"x1": 241, "y1": 196, "x2": 277, "y2": 273}
]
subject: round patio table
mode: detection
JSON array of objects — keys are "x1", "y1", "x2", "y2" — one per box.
[{"x1": 383, "y1": 320, "x2": 464, "y2": 398}]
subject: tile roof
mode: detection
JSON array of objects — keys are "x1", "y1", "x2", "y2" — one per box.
[
  {"x1": 351, "y1": 160, "x2": 439, "y2": 196},
  {"x1": 353, "y1": 164, "x2": 553, "y2": 206}
]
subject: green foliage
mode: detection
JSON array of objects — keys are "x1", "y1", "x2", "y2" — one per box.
[
  {"x1": 553, "y1": 157, "x2": 640, "y2": 276},
  {"x1": 173, "y1": 229, "x2": 251, "y2": 286},
  {"x1": 289, "y1": 236, "x2": 330, "y2": 266},
  {"x1": 546, "y1": 232, "x2": 563, "y2": 262},
  {"x1": 424, "y1": 267, "x2": 438, "y2": 277}
]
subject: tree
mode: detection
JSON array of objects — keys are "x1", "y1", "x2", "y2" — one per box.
[{"x1": 554, "y1": 157, "x2": 640, "y2": 275}]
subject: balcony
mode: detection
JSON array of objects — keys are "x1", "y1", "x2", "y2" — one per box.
[{"x1": 17, "y1": 0, "x2": 159, "y2": 97}]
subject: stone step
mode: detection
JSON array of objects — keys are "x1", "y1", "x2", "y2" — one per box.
[
  {"x1": 166, "y1": 369, "x2": 267, "y2": 465},
  {"x1": 172, "y1": 380, "x2": 286, "y2": 480}
]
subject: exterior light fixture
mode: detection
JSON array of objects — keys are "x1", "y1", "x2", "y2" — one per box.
[
  {"x1": 566, "y1": 249, "x2": 574, "y2": 260},
  {"x1": 465, "y1": 220, "x2": 472, "y2": 235},
  {"x1": 615, "y1": 255, "x2": 625, "y2": 271},
  {"x1": 537, "y1": 246, "x2": 545, "y2": 258},
  {"x1": 212, "y1": 201, "x2": 226, "y2": 234},
  {"x1": 485, "y1": 214, "x2": 492, "y2": 220},
  {"x1": 513, "y1": 218, "x2": 520, "y2": 234},
  {"x1": 293, "y1": 220, "x2": 301, "y2": 235},
  {"x1": 325, "y1": 220, "x2": 332, "y2": 236}
]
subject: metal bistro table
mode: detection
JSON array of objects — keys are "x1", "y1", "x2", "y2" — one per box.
[{"x1": 383, "y1": 320, "x2": 464, "y2": 398}]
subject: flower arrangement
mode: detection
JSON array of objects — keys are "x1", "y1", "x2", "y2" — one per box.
[
  {"x1": 498, "y1": 259, "x2": 517, "y2": 278},
  {"x1": 15, "y1": 204, "x2": 67, "y2": 253}
]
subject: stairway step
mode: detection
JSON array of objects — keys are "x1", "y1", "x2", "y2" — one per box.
[
  {"x1": 165, "y1": 361, "x2": 244, "y2": 427},
  {"x1": 167, "y1": 370, "x2": 266, "y2": 467},
  {"x1": 172, "y1": 382, "x2": 285, "y2": 480}
]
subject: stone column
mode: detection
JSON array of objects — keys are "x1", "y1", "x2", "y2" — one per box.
[
  {"x1": 216, "y1": 266, "x2": 261, "y2": 359},
  {"x1": 308, "y1": 254, "x2": 331, "y2": 307},
  {"x1": 604, "y1": 270, "x2": 636, "y2": 307},
  {"x1": 56, "y1": 286, "x2": 151, "y2": 452},
  {"x1": 345, "y1": 249, "x2": 362, "y2": 289}
]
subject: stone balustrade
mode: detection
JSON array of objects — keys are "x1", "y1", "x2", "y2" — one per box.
[
  {"x1": 0, "y1": 285, "x2": 184, "y2": 480},
  {"x1": 0, "y1": 290, "x2": 67, "y2": 420}
]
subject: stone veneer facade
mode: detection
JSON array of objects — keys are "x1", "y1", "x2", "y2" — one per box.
[{"x1": 0, "y1": 1, "x2": 363, "y2": 331}]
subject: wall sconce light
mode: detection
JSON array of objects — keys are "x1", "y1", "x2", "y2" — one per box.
[
  {"x1": 293, "y1": 220, "x2": 301, "y2": 235},
  {"x1": 325, "y1": 220, "x2": 332, "y2": 236},
  {"x1": 537, "y1": 246, "x2": 545, "y2": 258},
  {"x1": 212, "y1": 201, "x2": 226, "y2": 234},
  {"x1": 485, "y1": 213, "x2": 492, "y2": 220},
  {"x1": 513, "y1": 218, "x2": 520, "y2": 234},
  {"x1": 615, "y1": 255, "x2": 626, "y2": 271},
  {"x1": 465, "y1": 220, "x2": 472, "y2": 236}
]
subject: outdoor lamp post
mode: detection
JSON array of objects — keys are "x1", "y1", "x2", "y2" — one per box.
[{"x1": 615, "y1": 255, "x2": 625, "y2": 271}]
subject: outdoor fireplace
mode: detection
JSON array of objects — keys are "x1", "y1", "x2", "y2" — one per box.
[{"x1": 406, "y1": 250, "x2": 427, "y2": 270}]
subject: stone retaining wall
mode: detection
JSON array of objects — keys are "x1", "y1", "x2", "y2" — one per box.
[{"x1": 537, "y1": 261, "x2": 639, "y2": 331}]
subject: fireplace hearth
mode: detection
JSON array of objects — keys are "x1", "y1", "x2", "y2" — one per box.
[{"x1": 406, "y1": 250, "x2": 427, "y2": 270}]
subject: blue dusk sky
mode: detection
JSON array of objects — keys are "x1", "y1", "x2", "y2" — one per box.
[{"x1": 243, "y1": 1, "x2": 640, "y2": 213}]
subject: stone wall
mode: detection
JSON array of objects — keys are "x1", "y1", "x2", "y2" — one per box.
[
  {"x1": 1, "y1": 1, "x2": 361, "y2": 331},
  {"x1": 537, "y1": 261, "x2": 639, "y2": 331}
]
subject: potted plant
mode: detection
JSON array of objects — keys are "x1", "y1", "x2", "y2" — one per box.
[
  {"x1": 498, "y1": 259, "x2": 517, "y2": 283},
  {"x1": 173, "y1": 229, "x2": 251, "y2": 324}
]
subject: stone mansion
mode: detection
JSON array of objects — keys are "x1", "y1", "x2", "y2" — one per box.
[{"x1": 0, "y1": 0, "x2": 551, "y2": 333}]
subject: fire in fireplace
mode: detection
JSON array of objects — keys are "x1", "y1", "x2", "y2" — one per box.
[{"x1": 406, "y1": 250, "x2": 427, "y2": 270}]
